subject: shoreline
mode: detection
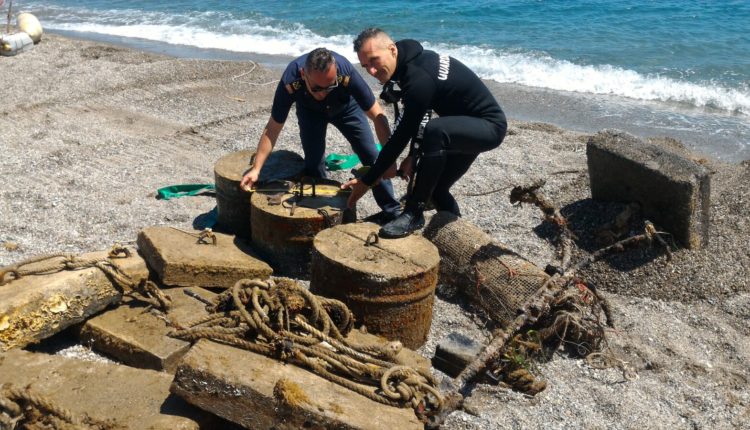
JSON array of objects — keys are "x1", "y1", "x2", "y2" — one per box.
[{"x1": 51, "y1": 29, "x2": 750, "y2": 164}]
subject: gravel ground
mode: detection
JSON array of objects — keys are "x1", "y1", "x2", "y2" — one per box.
[{"x1": 1, "y1": 35, "x2": 749, "y2": 429}]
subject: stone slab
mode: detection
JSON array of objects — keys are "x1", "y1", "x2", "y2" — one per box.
[
  {"x1": 587, "y1": 130, "x2": 711, "y2": 248},
  {"x1": 0, "y1": 248, "x2": 149, "y2": 351},
  {"x1": 137, "y1": 226, "x2": 272, "y2": 288},
  {"x1": 79, "y1": 286, "x2": 216, "y2": 372},
  {"x1": 346, "y1": 328, "x2": 431, "y2": 372},
  {"x1": 0, "y1": 348, "x2": 214, "y2": 429},
  {"x1": 171, "y1": 339, "x2": 423, "y2": 430},
  {"x1": 432, "y1": 332, "x2": 483, "y2": 378}
]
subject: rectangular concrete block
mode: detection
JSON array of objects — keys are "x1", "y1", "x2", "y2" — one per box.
[
  {"x1": 78, "y1": 286, "x2": 216, "y2": 372},
  {"x1": 587, "y1": 130, "x2": 711, "y2": 248},
  {"x1": 432, "y1": 332, "x2": 483, "y2": 377},
  {"x1": 171, "y1": 339, "x2": 423, "y2": 430},
  {"x1": 137, "y1": 226, "x2": 273, "y2": 288},
  {"x1": 0, "y1": 348, "x2": 214, "y2": 429},
  {"x1": 0, "y1": 248, "x2": 149, "y2": 351}
]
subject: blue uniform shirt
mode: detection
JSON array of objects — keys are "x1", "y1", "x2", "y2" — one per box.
[{"x1": 270, "y1": 51, "x2": 376, "y2": 123}]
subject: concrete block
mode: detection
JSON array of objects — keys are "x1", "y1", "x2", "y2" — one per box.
[
  {"x1": 311, "y1": 222, "x2": 439, "y2": 349},
  {"x1": 432, "y1": 332, "x2": 483, "y2": 377},
  {"x1": 213, "y1": 149, "x2": 305, "y2": 239},
  {"x1": 0, "y1": 348, "x2": 214, "y2": 429},
  {"x1": 171, "y1": 339, "x2": 423, "y2": 430},
  {"x1": 347, "y1": 328, "x2": 431, "y2": 372},
  {"x1": 587, "y1": 130, "x2": 711, "y2": 248},
  {"x1": 137, "y1": 226, "x2": 273, "y2": 288},
  {"x1": 0, "y1": 249, "x2": 149, "y2": 351},
  {"x1": 79, "y1": 286, "x2": 216, "y2": 372}
]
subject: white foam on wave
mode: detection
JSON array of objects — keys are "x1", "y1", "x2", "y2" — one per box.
[
  {"x1": 427, "y1": 43, "x2": 750, "y2": 116},
  {"x1": 425, "y1": 44, "x2": 750, "y2": 115},
  {"x1": 48, "y1": 21, "x2": 355, "y2": 57},
  {"x1": 29, "y1": 1, "x2": 356, "y2": 55},
  {"x1": 40, "y1": 7, "x2": 750, "y2": 116}
]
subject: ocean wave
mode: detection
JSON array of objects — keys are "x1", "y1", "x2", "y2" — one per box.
[
  {"x1": 49, "y1": 21, "x2": 355, "y2": 56},
  {"x1": 28, "y1": 2, "x2": 356, "y2": 56},
  {"x1": 39, "y1": 11, "x2": 750, "y2": 116},
  {"x1": 428, "y1": 43, "x2": 750, "y2": 116}
]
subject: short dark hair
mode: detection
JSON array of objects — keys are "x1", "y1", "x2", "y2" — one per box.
[
  {"x1": 305, "y1": 48, "x2": 335, "y2": 73},
  {"x1": 353, "y1": 27, "x2": 387, "y2": 53}
]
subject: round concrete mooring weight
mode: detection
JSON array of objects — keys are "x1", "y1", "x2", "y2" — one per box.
[
  {"x1": 310, "y1": 222, "x2": 440, "y2": 349},
  {"x1": 17, "y1": 13, "x2": 43, "y2": 44},
  {"x1": 214, "y1": 149, "x2": 304, "y2": 238},
  {"x1": 250, "y1": 178, "x2": 350, "y2": 278}
]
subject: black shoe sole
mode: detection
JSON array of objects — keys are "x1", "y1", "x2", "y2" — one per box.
[
  {"x1": 362, "y1": 211, "x2": 400, "y2": 226},
  {"x1": 378, "y1": 227, "x2": 411, "y2": 239}
]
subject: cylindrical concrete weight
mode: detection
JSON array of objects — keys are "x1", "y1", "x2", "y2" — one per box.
[
  {"x1": 251, "y1": 178, "x2": 349, "y2": 278},
  {"x1": 214, "y1": 150, "x2": 255, "y2": 238},
  {"x1": 214, "y1": 149, "x2": 304, "y2": 238},
  {"x1": 17, "y1": 13, "x2": 43, "y2": 44},
  {"x1": 0, "y1": 32, "x2": 33, "y2": 56},
  {"x1": 310, "y1": 222, "x2": 440, "y2": 349}
]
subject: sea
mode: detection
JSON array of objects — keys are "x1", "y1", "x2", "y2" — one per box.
[{"x1": 12, "y1": 0, "x2": 750, "y2": 162}]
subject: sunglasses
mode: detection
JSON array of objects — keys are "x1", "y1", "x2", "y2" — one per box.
[{"x1": 309, "y1": 79, "x2": 339, "y2": 93}]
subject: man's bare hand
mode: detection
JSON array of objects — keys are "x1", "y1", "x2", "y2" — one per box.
[
  {"x1": 342, "y1": 178, "x2": 370, "y2": 208},
  {"x1": 383, "y1": 162, "x2": 398, "y2": 180},
  {"x1": 398, "y1": 156, "x2": 414, "y2": 179},
  {"x1": 239, "y1": 169, "x2": 260, "y2": 192}
]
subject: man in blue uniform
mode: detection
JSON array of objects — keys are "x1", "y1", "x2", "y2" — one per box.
[
  {"x1": 344, "y1": 29, "x2": 507, "y2": 238},
  {"x1": 240, "y1": 47, "x2": 401, "y2": 221}
]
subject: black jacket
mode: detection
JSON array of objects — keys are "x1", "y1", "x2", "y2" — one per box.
[{"x1": 362, "y1": 39, "x2": 505, "y2": 185}]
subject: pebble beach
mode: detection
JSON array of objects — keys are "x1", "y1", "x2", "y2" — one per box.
[{"x1": 1, "y1": 34, "x2": 749, "y2": 429}]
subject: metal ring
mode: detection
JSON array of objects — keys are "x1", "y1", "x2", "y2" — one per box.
[
  {"x1": 364, "y1": 232, "x2": 379, "y2": 246},
  {"x1": 0, "y1": 268, "x2": 21, "y2": 286}
]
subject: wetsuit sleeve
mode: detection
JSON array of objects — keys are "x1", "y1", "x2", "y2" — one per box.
[
  {"x1": 270, "y1": 80, "x2": 294, "y2": 124},
  {"x1": 361, "y1": 72, "x2": 435, "y2": 186}
]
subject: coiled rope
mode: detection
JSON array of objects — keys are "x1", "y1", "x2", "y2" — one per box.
[
  {"x1": 0, "y1": 385, "x2": 111, "y2": 430},
  {"x1": 0, "y1": 244, "x2": 171, "y2": 311},
  {"x1": 169, "y1": 277, "x2": 443, "y2": 420}
]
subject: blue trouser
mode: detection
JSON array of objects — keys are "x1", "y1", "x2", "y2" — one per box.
[{"x1": 296, "y1": 99, "x2": 401, "y2": 215}]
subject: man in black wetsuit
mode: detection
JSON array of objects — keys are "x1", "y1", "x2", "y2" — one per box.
[
  {"x1": 343, "y1": 28, "x2": 507, "y2": 238},
  {"x1": 240, "y1": 47, "x2": 401, "y2": 221}
]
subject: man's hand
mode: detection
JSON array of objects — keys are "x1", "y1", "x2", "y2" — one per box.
[
  {"x1": 398, "y1": 156, "x2": 414, "y2": 180},
  {"x1": 239, "y1": 169, "x2": 260, "y2": 192},
  {"x1": 382, "y1": 162, "x2": 398, "y2": 180},
  {"x1": 341, "y1": 178, "x2": 370, "y2": 208}
]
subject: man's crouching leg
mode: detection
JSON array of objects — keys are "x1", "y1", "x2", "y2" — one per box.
[{"x1": 379, "y1": 151, "x2": 446, "y2": 238}]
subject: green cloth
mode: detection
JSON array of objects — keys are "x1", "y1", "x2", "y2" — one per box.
[
  {"x1": 325, "y1": 144, "x2": 382, "y2": 171},
  {"x1": 156, "y1": 184, "x2": 215, "y2": 200}
]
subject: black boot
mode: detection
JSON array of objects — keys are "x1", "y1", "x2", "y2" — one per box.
[
  {"x1": 379, "y1": 152, "x2": 445, "y2": 238},
  {"x1": 379, "y1": 202, "x2": 425, "y2": 238}
]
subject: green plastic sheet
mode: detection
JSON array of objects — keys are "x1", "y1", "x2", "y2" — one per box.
[
  {"x1": 325, "y1": 143, "x2": 382, "y2": 171},
  {"x1": 156, "y1": 184, "x2": 215, "y2": 200}
]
